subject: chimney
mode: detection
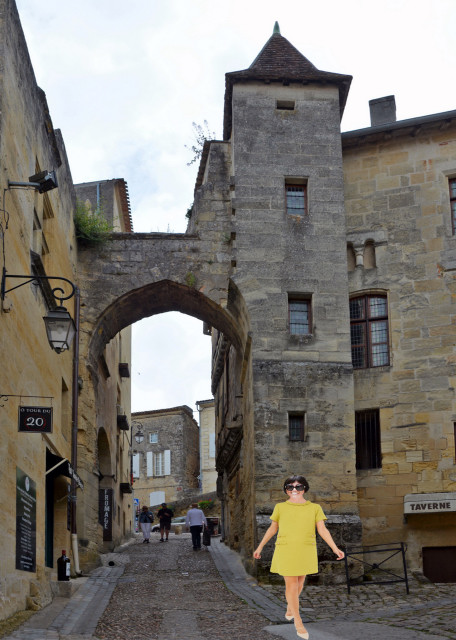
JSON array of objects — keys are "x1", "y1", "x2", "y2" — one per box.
[{"x1": 369, "y1": 95, "x2": 396, "y2": 126}]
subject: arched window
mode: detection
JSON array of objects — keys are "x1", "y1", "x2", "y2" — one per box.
[{"x1": 350, "y1": 294, "x2": 389, "y2": 368}]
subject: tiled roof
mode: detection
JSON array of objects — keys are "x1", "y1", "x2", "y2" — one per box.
[{"x1": 223, "y1": 29, "x2": 352, "y2": 139}]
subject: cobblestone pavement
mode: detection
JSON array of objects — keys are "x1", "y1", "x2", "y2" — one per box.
[
  {"x1": 1, "y1": 533, "x2": 456, "y2": 640},
  {"x1": 267, "y1": 577, "x2": 456, "y2": 638}
]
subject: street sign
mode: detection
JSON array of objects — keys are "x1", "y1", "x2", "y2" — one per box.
[{"x1": 18, "y1": 406, "x2": 53, "y2": 433}]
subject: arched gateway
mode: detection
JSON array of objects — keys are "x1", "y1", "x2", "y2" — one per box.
[{"x1": 76, "y1": 26, "x2": 362, "y2": 579}]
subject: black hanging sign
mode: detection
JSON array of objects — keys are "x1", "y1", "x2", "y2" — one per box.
[
  {"x1": 16, "y1": 467, "x2": 36, "y2": 572},
  {"x1": 18, "y1": 406, "x2": 53, "y2": 433}
]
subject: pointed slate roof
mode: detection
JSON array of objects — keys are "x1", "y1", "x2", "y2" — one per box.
[{"x1": 223, "y1": 25, "x2": 352, "y2": 139}]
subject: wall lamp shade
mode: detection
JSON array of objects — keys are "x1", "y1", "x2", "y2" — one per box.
[
  {"x1": 43, "y1": 306, "x2": 76, "y2": 353},
  {"x1": 28, "y1": 170, "x2": 58, "y2": 194},
  {"x1": 134, "y1": 431, "x2": 144, "y2": 444}
]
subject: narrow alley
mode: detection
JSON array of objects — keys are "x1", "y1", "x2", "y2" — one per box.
[{"x1": 2, "y1": 532, "x2": 456, "y2": 640}]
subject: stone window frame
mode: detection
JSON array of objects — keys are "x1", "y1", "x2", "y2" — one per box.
[
  {"x1": 349, "y1": 293, "x2": 390, "y2": 369},
  {"x1": 285, "y1": 177, "x2": 307, "y2": 216},
  {"x1": 450, "y1": 177, "x2": 456, "y2": 235},
  {"x1": 288, "y1": 295, "x2": 312, "y2": 335},
  {"x1": 288, "y1": 413, "x2": 305, "y2": 442},
  {"x1": 355, "y1": 408, "x2": 382, "y2": 470}
]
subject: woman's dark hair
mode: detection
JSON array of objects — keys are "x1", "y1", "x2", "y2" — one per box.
[{"x1": 283, "y1": 475, "x2": 309, "y2": 494}]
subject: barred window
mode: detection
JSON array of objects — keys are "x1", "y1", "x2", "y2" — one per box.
[
  {"x1": 355, "y1": 409, "x2": 381, "y2": 469},
  {"x1": 450, "y1": 178, "x2": 456, "y2": 234},
  {"x1": 289, "y1": 298, "x2": 311, "y2": 335},
  {"x1": 350, "y1": 295, "x2": 389, "y2": 368},
  {"x1": 286, "y1": 183, "x2": 307, "y2": 215},
  {"x1": 289, "y1": 414, "x2": 305, "y2": 441}
]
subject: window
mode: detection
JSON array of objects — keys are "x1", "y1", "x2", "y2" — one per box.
[
  {"x1": 209, "y1": 433, "x2": 215, "y2": 458},
  {"x1": 147, "y1": 450, "x2": 171, "y2": 477},
  {"x1": 285, "y1": 181, "x2": 307, "y2": 215},
  {"x1": 355, "y1": 409, "x2": 381, "y2": 469},
  {"x1": 350, "y1": 295, "x2": 389, "y2": 368},
  {"x1": 276, "y1": 100, "x2": 295, "y2": 111},
  {"x1": 289, "y1": 297, "x2": 311, "y2": 335},
  {"x1": 149, "y1": 433, "x2": 158, "y2": 444},
  {"x1": 450, "y1": 178, "x2": 456, "y2": 234},
  {"x1": 289, "y1": 414, "x2": 305, "y2": 441}
]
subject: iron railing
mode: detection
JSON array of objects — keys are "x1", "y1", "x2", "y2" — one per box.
[{"x1": 343, "y1": 542, "x2": 409, "y2": 594}]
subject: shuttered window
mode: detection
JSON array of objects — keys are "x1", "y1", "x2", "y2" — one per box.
[
  {"x1": 132, "y1": 453, "x2": 140, "y2": 478},
  {"x1": 152, "y1": 450, "x2": 171, "y2": 476}
]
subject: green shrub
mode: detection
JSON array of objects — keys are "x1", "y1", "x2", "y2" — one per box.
[
  {"x1": 198, "y1": 500, "x2": 214, "y2": 511},
  {"x1": 74, "y1": 200, "x2": 113, "y2": 245}
]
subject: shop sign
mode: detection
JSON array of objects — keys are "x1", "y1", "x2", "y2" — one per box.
[
  {"x1": 18, "y1": 406, "x2": 52, "y2": 433},
  {"x1": 16, "y1": 468, "x2": 36, "y2": 572},
  {"x1": 404, "y1": 492, "x2": 456, "y2": 514},
  {"x1": 99, "y1": 488, "x2": 113, "y2": 541}
]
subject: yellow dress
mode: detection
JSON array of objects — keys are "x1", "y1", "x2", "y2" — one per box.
[{"x1": 269, "y1": 500, "x2": 327, "y2": 576}]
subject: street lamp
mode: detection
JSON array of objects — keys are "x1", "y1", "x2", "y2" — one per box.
[
  {"x1": 43, "y1": 305, "x2": 77, "y2": 353},
  {"x1": 1, "y1": 268, "x2": 77, "y2": 353},
  {"x1": 132, "y1": 421, "x2": 144, "y2": 444}
]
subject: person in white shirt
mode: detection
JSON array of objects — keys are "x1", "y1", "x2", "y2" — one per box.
[{"x1": 185, "y1": 503, "x2": 207, "y2": 550}]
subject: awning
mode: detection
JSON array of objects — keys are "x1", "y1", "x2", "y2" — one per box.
[{"x1": 46, "y1": 450, "x2": 84, "y2": 490}]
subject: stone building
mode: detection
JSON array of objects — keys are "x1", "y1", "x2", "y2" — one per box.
[
  {"x1": 196, "y1": 399, "x2": 217, "y2": 494},
  {"x1": 131, "y1": 406, "x2": 200, "y2": 509},
  {"x1": 194, "y1": 25, "x2": 456, "y2": 582},
  {"x1": 70, "y1": 23, "x2": 456, "y2": 584},
  {"x1": 0, "y1": 1, "x2": 133, "y2": 619},
  {"x1": 73, "y1": 179, "x2": 133, "y2": 570},
  {"x1": 4, "y1": 0, "x2": 454, "y2": 614}
]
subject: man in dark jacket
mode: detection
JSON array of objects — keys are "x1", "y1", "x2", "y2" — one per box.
[{"x1": 156, "y1": 503, "x2": 174, "y2": 542}]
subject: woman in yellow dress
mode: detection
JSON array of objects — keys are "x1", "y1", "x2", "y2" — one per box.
[{"x1": 253, "y1": 475, "x2": 344, "y2": 639}]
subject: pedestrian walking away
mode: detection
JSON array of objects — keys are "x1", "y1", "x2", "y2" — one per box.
[
  {"x1": 186, "y1": 502, "x2": 207, "y2": 550},
  {"x1": 253, "y1": 475, "x2": 345, "y2": 640},
  {"x1": 156, "y1": 502, "x2": 174, "y2": 541},
  {"x1": 138, "y1": 505, "x2": 154, "y2": 543}
]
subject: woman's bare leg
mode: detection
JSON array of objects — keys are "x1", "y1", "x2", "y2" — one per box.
[
  {"x1": 284, "y1": 576, "x2": 307, "y2": 634},
  {"x1": 297, "y1": 575, "x2": 306, "y2": 595}
]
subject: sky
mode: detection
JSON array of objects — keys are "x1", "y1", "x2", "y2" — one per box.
[{"x1": 14, "y1": 0, "x2": 456, "y2": 414}]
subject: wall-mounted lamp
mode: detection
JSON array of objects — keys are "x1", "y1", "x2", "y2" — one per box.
[
  {"x1": 8, "y1": 170, "x2": 58, "y2": 194},
  {"x1": 1, "y1": 267, "x2": 77, "y2": 353},
  {"x1": 131, "y1": 421, "x2": 144, "y2": 444}
]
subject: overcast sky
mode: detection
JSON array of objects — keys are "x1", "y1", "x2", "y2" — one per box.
[{"x1": 15, "y1": 0, "x2": 456, "y2": 414}]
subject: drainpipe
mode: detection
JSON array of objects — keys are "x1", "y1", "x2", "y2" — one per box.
[{"x1": 71, "y1": 286, "x2": 82, "y2": 574}]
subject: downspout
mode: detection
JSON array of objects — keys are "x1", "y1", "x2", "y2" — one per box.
[{"x1": 71, "y1": 286, "x2": 82, "y2": 574}]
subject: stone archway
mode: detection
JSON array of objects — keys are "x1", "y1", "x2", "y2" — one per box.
[{"x1": 75, "y1": 231, "x2": 252, "y2": 566}]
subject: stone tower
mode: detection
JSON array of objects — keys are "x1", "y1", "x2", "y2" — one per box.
[{"x1": 201, "y1": 24, "x2": 362, "y2": 577}]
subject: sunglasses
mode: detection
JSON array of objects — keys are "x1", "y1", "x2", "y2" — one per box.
[{"x1": 285, "y1": 484, "x2": 305, "y2": 491}]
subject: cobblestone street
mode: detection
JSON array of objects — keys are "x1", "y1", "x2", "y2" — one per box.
[{"x1": 1, "y1": 533, "x2": 455, "y2": 639}]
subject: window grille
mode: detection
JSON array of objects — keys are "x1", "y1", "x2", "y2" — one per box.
[
  {"x1": 286, "y1": 184, "x2": 307, "y2": 215},
  {"x1": 355, "y1": 409, "x2": 381, "y2": 469},
  {"x1": 289, "y1": 414, "x2": 305, "y2": 441}
]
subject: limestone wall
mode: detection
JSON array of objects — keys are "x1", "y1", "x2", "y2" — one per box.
[
  {"x1": 343, "y1": 120, "x2": 456, "y2": 571},
  {"x1": 0, "y1": 0, "x2": 78, "y2": 618}
]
